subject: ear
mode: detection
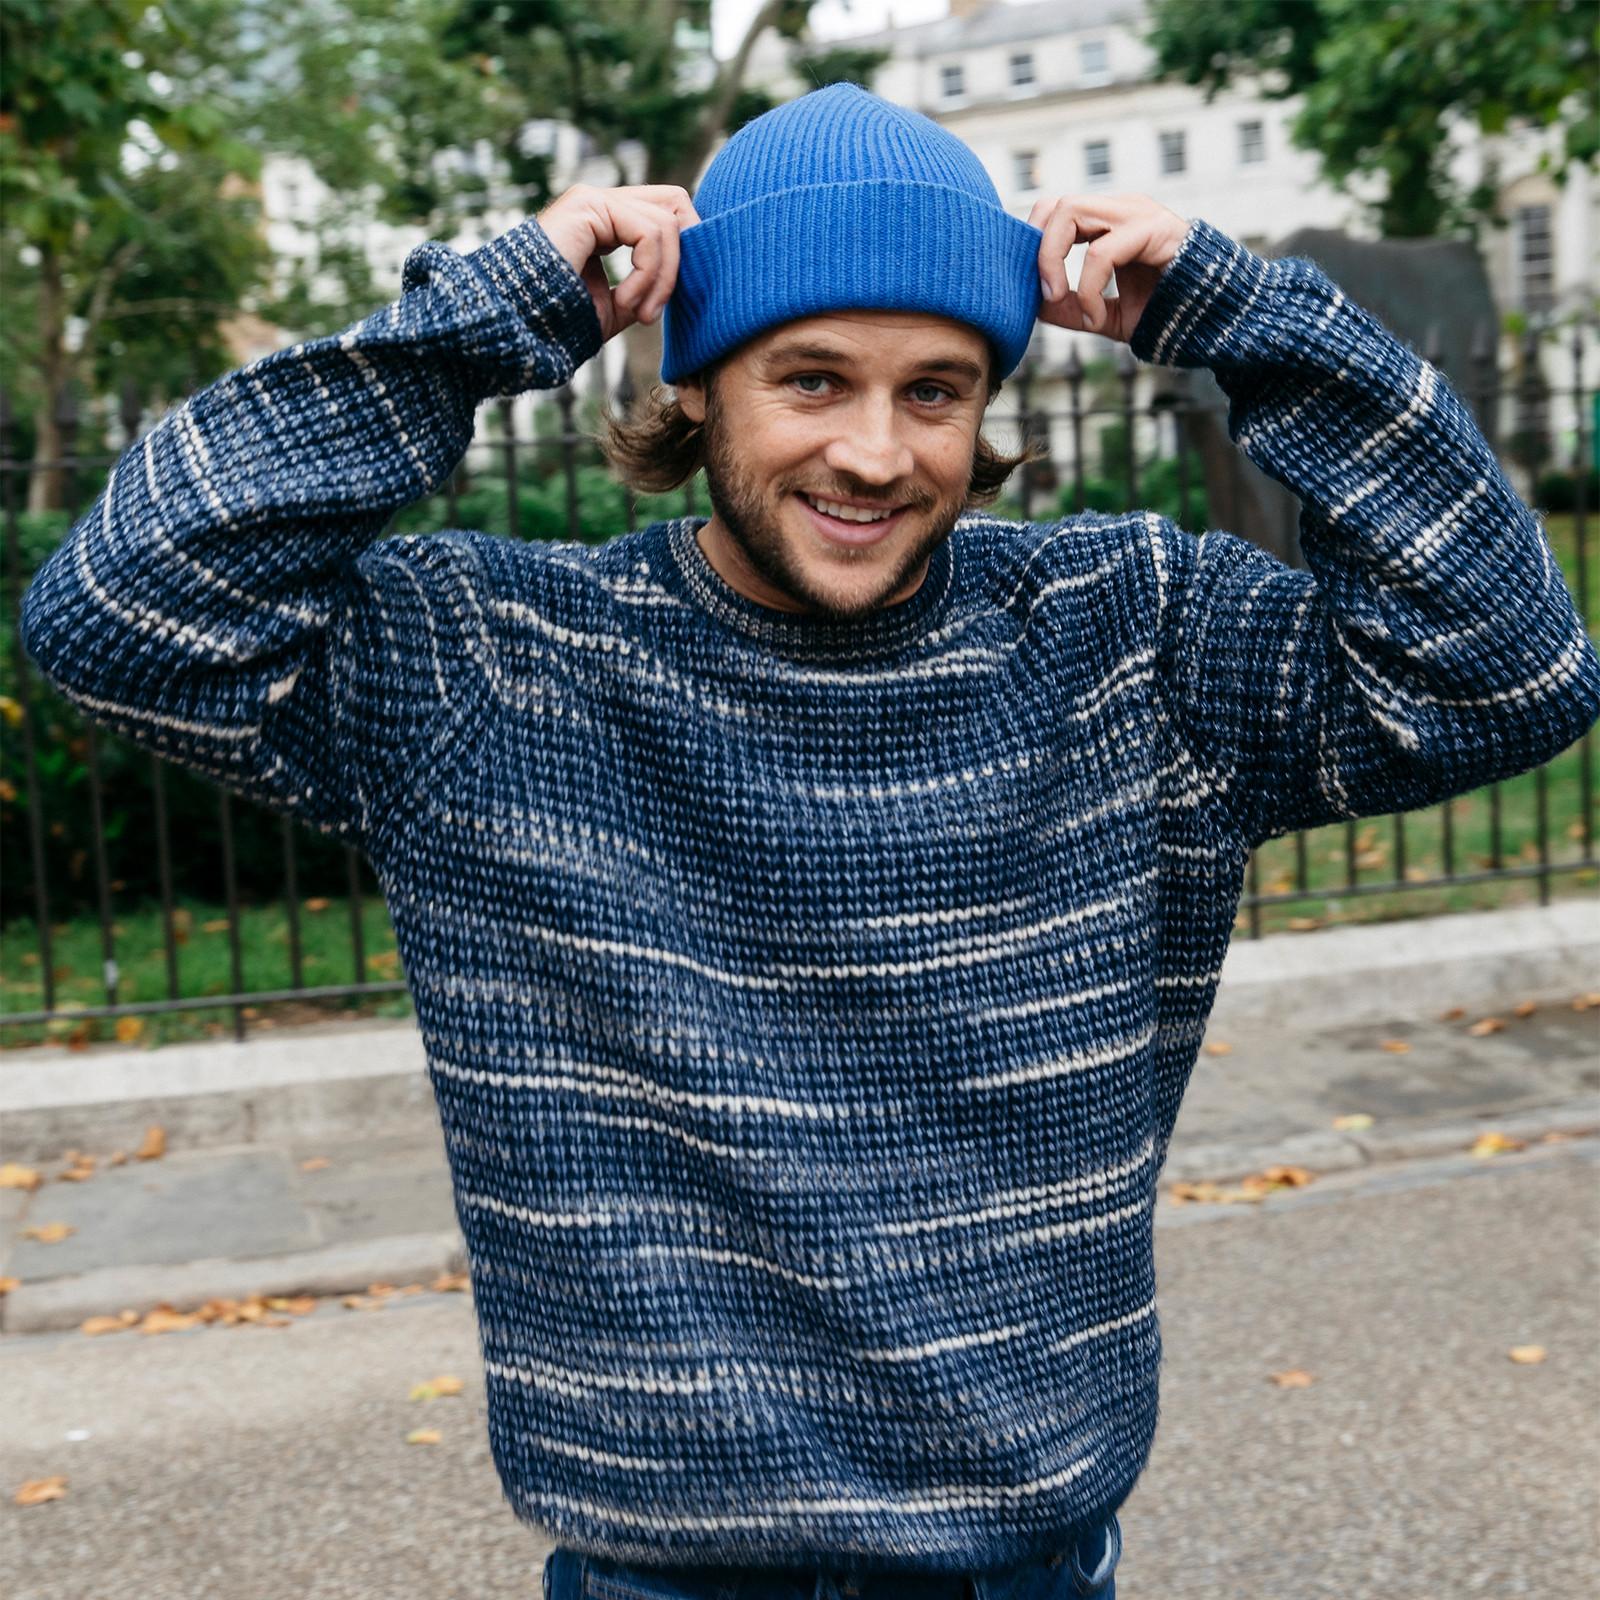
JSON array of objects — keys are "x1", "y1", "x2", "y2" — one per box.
[{"x1": 677, "y1": 372, "x2": 707, "y2": 425}]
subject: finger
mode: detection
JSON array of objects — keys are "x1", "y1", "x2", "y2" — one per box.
[
  {"x1": 636, "y1": 187, "x2": 702, "y2": 231},
  {"x1": 1034, "y1": 199, "x2": 1079, "y2": 303},
  {"x1": 1076, "y1": 220, "x2": 1152, "y2": 331},
  {"x1": 608, "y1": 206, "x2": 660, "y2": 327},
  {"x1": 642, "y1": 209, "x2": 680, "y2": 323}
]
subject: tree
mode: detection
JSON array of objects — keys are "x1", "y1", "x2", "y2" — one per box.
[
  {"x1": 436, "y1": 1, "x2": 888, "y2": 403},
  {"x1": 0, "y1": 1, "x2": 275, "y2": 508},
  {"x1": 0, "y1": 0, "x2": 518, "y2": 509},
  {"x1": 1144, "y1": 0, "x2": 1599, "y2": 238}
]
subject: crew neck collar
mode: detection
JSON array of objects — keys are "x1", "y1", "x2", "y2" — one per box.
[{"x1": 655, "y1": 516, "x2": 956, "y2": 661}]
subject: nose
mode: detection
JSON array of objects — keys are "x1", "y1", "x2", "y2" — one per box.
[{"x1": 821, "y1": 396, "x2": 916, "y2": 487}]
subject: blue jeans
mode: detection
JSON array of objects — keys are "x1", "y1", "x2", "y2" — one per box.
[{"x1": 542, "y1": 1513, "x2": 1121, "y2": 1600}]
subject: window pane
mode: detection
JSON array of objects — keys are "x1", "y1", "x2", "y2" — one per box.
[
  {"x1": 1080, "y1": 39, "x2": 1108, "y2": 77},
  {"x1": 1010, "y1": 51, "x2": 1035, "y2": 87},
  {"x1": 1159, "y1": 130, "x2": 1186, "y2": 175},
  {"x1": 1517, "y1": 203, "x2": 1554, "y2": 312},
  {"x1": 1086, "y1": 140, "x2": 1111, "y2": 180},
  {"x1": 1238, "y1": 120, "x2": 1266, "y2": 163},
  {"x1": 1013, "y1": 150, "x2": 1038, "y2": 191},
  {"x1": 941, "y1": 63, "x2": 964, "y2": 98}
]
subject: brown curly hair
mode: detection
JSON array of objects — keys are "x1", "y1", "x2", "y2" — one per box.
[{"x1": 596, "y1": 356, "x2": 1045, "y2": 507}]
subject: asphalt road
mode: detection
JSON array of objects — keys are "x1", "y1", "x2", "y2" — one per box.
[{"x1": 4, "y1": 1145, "x2": 1595, "y2": 1600}]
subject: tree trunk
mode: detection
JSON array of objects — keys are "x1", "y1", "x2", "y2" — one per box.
[{"x1": 27, "y1": 247, "x2": 70, "y2": 514}]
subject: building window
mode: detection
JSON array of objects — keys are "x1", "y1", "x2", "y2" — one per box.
[
  {"x1": 1013, "y1": 150, "x2": 1039, "y2": 192},
  {"x1": 1079, "y1": 39, "x2": 1110, "y2": 83},
  {"x1": 940, "y1": 63, "x2": 964, "y2": 100},
  {"x1": 1516, "y1": 204, "x2": 1554, "y2": 312},
  {"x1": 1238, "y1": 119, "x2": 1266, "y2": 165},
  {"x1": 1158, "y1": 130, "x2": 1186, "y2": 176},
  {"x1": 1085, "y1": 140, "x2": 1111, "y2": 183},
  {"x1": 1009, "y1": 51, "x2": 1035, "y2": 89}
]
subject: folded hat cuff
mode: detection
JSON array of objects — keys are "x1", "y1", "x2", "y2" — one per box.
[{"x1": 659, "y1": 179, "x2": 1044, "y2": 386}]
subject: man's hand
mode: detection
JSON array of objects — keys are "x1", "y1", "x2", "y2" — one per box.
[
  {"x1": 536, "y1": 184, "x2": 702, "y2": 345},
  {"x1": 1029, "y1": 193, "x2": 1192, "y2": 343}
]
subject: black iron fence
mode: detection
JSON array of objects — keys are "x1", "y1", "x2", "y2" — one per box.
[{"x1": 1, "y1": 324, "x2": 1595, "y2": 1047}]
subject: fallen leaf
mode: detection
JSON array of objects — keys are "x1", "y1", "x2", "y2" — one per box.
[
  {"x1": 1378, "y1": 1038, "x2": 1412, "y2": 1054},
  {"x1": 14, "y1": 1476, "x2": 67, "y2": 1506},
  {"x1": 1512, "y1": 1000, "x2": 1537, "y2": 1019},
  {"x1": 298, "y1": 1157, "x2": 331, "y2": 1172},
  {"x1": 106, "y1": 1151, "x2": 128, "y2": 1167},
  {"x1": 1202, "y1": 1040, "x2": 1233, "y2": 1056},
  {"x1": 405, "y1": 1428, "x2": 442, "y2": 1445},
  {"x1": 23, "y1": 1222, "x2": 75, "y2": 1244},
  {"x1": 81, "y1": 1314, "x2": 136, "y2": 1337},
  {"x1": 305, "y1": 897, "x2": 331, "y2": 912},
  {"x1": 1286, "y1": 917, "x2": 1321, "y2": 931},
  {"x1": 1269, "y1": 1369, "x2": 1316, "y2": 1388},
  {"x1": 0, "y1": 1162, "x2": 42, "y2": 1192},
  {"x1": 1471, "y1": 1131, "x2": 1526, "y2": 1158},
  {"x1": 1508, "y1": 1345, "x2": 1547, "y2": 1364},
  {"x1": 1238, "y1": 1165, "x2": 1315, "y2": 1196},
  {"x1": 114, "y1": 1015, "x2": 145, "y2": 1043},
  {"x1": 342, "y1": 1294, "x2": 386, "y2": 1312},
  {"x1": 57, "y1": 1153, "x2": 97, "y2": 1183},
  {"x1": 1439, "y1": 1006, "x2": 1466, "y2": 1021},
  {"x1": 1332, "y1": 1113, "x2": 1374, "y2": 1131},
  {"x1": 201, "y1": 918, "x2": 230, "y2": 933},
  {"x1": 139, "y1": 1306, "x2": 202, "y2": 1335},
  {"x1": 265, "y1": 1295, "x2": 318, "y2": 1316},
  {"x1": 0, "y1": 1276, "x2": 19, "y2": 1295},
  {"x1": 136, "y1": 1125, "x2": 167, "y2": 1161},
  {"x1": 1466, "y1": 1016, "x2": 1505, "y2": 1037},
  {"x1": 431, "y1": 1271, "x2": 470, "y2": 1293},
  {"x1": 1539, "y1": 1130, "x2": 1579, "y2": 1144},
  {"x1": 410, "y1": 1374, "x2": 465, "y2": 1401}
]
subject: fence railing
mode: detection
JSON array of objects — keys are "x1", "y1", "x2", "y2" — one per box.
[{"x1": 1, "y1": 323, "x2": 1594, "y2": 1047}]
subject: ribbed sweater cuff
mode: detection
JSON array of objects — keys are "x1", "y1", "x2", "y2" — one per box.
[
  {"x1": 1128, "y1": 217, "x2": 1277, "y2": 370},
  {"x1": 465, "y1": 215, "x2": 605, "y2": 382}
]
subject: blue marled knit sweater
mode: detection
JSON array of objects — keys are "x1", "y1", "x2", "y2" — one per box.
[{"x1": 19, "y1": 213, "x2": 1599, "y2": 1569}]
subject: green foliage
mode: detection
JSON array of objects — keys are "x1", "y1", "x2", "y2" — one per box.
[{"x1": 1145, "y1": 0, "x2": 1599, "y2": 238}]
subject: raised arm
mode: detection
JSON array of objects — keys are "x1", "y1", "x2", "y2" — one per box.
[
  {"x1": 1126, "y1": 218, "x2": 1600, "y2": 850},
  {"x1": 16, "y1": 213, "x2": 604, "y2": 849}
]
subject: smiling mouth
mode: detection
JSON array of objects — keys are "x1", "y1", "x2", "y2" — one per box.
[
  {"x1": 797, "y1": 491, "x2": 906, "y2": 524},
  {"x1": 794, "y1": 491, "x2": 912, "y2": 547}
]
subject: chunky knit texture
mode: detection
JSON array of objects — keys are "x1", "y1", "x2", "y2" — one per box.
[
  {"x1": 19, "y1": 211, "x2": 1599, "y2": 1571},
  {"x1": 660, "y1": 82, "x2": 1043, "y2": 383}
]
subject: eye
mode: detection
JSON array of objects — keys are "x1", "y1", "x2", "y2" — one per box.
[
  {"x1": 788, "y1": 373, "x2": 833, "y2": 395},
  {"x1": 910, "y1": 382, "x2": 956, "y2": 405}
]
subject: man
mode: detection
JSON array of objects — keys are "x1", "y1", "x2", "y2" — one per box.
[{"x1": 19, "y1": 82, "x2": 1598, "y2": 1599}]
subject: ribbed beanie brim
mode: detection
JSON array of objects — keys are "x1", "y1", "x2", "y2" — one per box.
[{"x1": 661, "y1": 84, "x2": 1042, "y2": 385}]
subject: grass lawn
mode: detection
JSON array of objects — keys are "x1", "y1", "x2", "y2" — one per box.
[{"x1": 3, "y1": 517, "x2": 1595, "y2": 1050}]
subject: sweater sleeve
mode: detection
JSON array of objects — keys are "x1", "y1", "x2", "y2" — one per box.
[
  {"x1": 1128, "y1": 218, "x2": 1600, "y2": 852},
  {"x1": 17, "y1": 215, "x2": 602, "y2": 847}
]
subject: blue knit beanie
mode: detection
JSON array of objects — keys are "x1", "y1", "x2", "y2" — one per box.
[{"x1": 660, "y1": 82, "x2": 1043, "y2": 386}]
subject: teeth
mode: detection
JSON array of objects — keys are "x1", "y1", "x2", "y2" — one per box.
[{"x1": 802, "y1": 493, "x2": 899, "y2": 524}]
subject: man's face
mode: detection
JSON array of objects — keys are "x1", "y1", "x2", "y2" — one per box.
[{"x1": 676, "y1": 310, "x2": 991, "y2": 620}]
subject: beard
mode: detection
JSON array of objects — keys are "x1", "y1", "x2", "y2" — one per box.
[{"x1": 699, "y1": 385, "x2": 970, "y2": 622}]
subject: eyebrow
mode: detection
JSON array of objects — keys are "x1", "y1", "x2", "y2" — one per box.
[{"x1": 758, "y1": 341, "x2": 986, "y2": 387}]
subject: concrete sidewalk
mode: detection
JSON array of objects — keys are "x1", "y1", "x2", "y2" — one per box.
[{"x1": 3, "y1": 902, "x2": 1596, "y2": 1334}]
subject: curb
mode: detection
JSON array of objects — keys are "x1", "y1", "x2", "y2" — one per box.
[
  {"x1": 1160, "y1": 1095, "x2": 1600, "y2": 1184},
  {"x1": 4, "y1": 902, "x2": 1594, "y2": 1166},
  {"x1": 1, "y1": 1229, "x2": 466, "y2": 1337},
  {"x1": 1208, "y1": 899, "x2": 1597, "y2": 1033},
  {"x1": 5, "y1": 1098, "x2": 1595, "y2": 1338}
]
